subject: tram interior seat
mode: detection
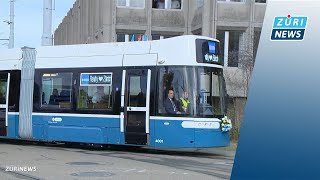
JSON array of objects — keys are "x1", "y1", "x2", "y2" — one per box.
[
  {"x1": 47, "y1": 90, "x2": 71, "y2": 108},
  {"x1": 49, "y1": 95, "x2": 59, "y2": 105},
  {"x1": 60, "y1": 90, "x2": 71, "y2": 101},
  {"x1": 59, "y1": 90, "x2": 71, "y2": 108}
]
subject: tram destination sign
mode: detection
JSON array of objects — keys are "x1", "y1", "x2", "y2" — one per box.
[
  {"x1": 196, "y1": 39, "x2": 222, "y2": 65},
  {"x1": 80, "y1": 73, "x2": 112, "y2": 86}
]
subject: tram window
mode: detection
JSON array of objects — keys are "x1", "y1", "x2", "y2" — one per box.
[
  {"x1": 0, "y1": 78, "x2": 7, "y2": 104},
  {"x1": 158, "y1": 67, "x2": 192, "y2": 116},
  {"x1": 128, "y1": 75, "x2": 147, "y2": 107},
  {"x1": 77, "y1": 72, "x2": 113, "y2": 110},
  {"x1": 8, "y1": 72, "x2": 21, "y2": 112},
  {"x1": 200, "y1": 71, "x2": 222, "y2": 115},
  {"x1": 77, "y1": 86, "x2": 113, "y2": 110},
  {"x1": 158, "y1": 66, "x2": 224, "y2": 117},
  {"x1": 41, "y1": 72, "x2": 73, "y2": 109}
]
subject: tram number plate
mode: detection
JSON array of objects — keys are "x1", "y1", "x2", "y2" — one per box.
[{"x1": 155, "y1": 139, "x2": 164, "y2": 143}]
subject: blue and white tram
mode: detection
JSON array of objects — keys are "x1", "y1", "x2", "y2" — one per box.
[{"x1": 0, "y1": 35, "x2": 230, "y2": 148}]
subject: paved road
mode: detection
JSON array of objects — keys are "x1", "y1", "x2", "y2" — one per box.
[{"x1": 0, "y1": 140, "x2": 234, "y2": 180}]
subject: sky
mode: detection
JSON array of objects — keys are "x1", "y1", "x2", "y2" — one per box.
[{"x1": 0, "y1": 0, "x2": 76, "y2": 49}]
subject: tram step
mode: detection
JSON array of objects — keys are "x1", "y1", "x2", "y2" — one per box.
[{"x1": 125, "y1": 132, "x2": 147, "y2": 145}]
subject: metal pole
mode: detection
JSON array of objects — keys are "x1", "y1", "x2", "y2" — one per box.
[
  {"x1": 8, "y1": 0, "x2": 14, "y2": 49},
  {"x1": 224, "y1": 31, "x2": 229, "y2": 67},
  {"x1": 41, "y1": 0, "x2": 53, "y2": 46}
]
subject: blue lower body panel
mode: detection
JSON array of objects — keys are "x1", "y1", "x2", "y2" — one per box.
[
  {"x1": 1, "y1": 114, "x2": 230, "y2": 148},
  {"x1": 47, "y1": 126, "x2": 107, "y2": 143},
  {"x1": 32, "y1": 114, "x2": 122, "y2": 144},
  {"x1": 150, "y1": 118, "x2": 230, "y2": 148},
  {"x1": 7, "y1": 114, "x2": 19, "y2": 138},
  {"x1": 195, "y1": 129, "x2": 230, "y2": 147}
]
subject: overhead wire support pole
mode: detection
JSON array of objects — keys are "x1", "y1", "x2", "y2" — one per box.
[
  {"x1": 9, "y1": 0, "x2": 14, "y2": 49},
  {"x1": 42, "y1": 0, "x2": 53, "y2": 46}
]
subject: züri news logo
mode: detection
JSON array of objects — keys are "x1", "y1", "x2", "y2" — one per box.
[{"x1": 271, "y1": 15, "x2": 308, "y2": 40}]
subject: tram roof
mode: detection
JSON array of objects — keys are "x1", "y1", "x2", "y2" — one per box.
[{"x1": 0, "y1": 35, "x2": 222, "y2": 70}]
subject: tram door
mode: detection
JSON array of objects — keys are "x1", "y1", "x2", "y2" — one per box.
[
  {"x1": 0, "y1": 73, "x2": 10, "y2": 136},
  {"x1": 122, "y1": 69, "x2": 151, "y2": 145}
]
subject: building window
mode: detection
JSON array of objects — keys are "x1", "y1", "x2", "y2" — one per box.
[
  {"x1": 117, "y1": 33, "x2": 148, "y2": 42},
  {"x1": 117, "y1": 0, "x2": 145, "y2": 8},
  {"x1": 129, "y1": 34, "x2": 140, "y2": 41},
  {"x1": 216, "y1": 30, "x2": 244, "y2": 67},
  {"x1": 255, "y1": 0, "x2": 266, "y2": 3},
  {"x1": 217, "y1": 0, "x2": 245, "y2": 2},
  {"x1": 228, "y1": 31, "x2": 242, "y2": 67},
  {"x1": 78, "y1": 73, "x2": 113, "y2": 110},
  {"x1": 152, "y1": 35, "x2": 162, "y2": 40},
  {"x1": 117, "y1": 34, "x2": 126, "y2": 42},
  {"x1": 152, "y1": 0, "x2": 182, "y2": 10},
  {"x1": 41, "y1": 72, "x2": 73, "y2": 109},
  {"x1": 118, "y1": 33, "x2": 175, "y2": 42},
  {"x1": 216, "y1": 31, "x2": 225, "y2": 65}
]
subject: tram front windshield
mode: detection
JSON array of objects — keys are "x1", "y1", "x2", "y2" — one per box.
[{"x1": 158, "y1": 66, "x2": 225, "y2": 118}]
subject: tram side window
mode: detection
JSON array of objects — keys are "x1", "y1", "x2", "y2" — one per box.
[
  {"x1": 212, "y1": 73, "x2": 223, "y2": 114},
  {"x1": 158, "y1": 67, "x2": 195, "y2": 116},
  {"x1": 77, "y1": 73, "x2": 113, "y2": 110},
  {"x1": 199, "y1": 70, "x2": 223, "y2": 116},
  {"x1": 0, "y1": 78, "x2": 7, "y2": 104},
  {"x1": 157, "y1": 66, "x2": 224, "y2": 117},
  {"x1": 41, "y1": 73, "x2": 73, "y2": 109},
  {"x1": 128, "y1": 74, "x2": 147, "y2": 107}
]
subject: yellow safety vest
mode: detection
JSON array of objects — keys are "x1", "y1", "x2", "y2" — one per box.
[{"x1": 180, "y1": 98, "x2": 190, "y2": 110}]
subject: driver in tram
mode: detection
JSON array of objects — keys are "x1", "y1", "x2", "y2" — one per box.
[{"x1": 164, "y1": 89, "x2": 181, "y2": 115}]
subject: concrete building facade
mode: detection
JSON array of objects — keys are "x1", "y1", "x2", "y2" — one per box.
[{"x1": 54, "y1": 0, "x2": 266, "y2": 97}]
